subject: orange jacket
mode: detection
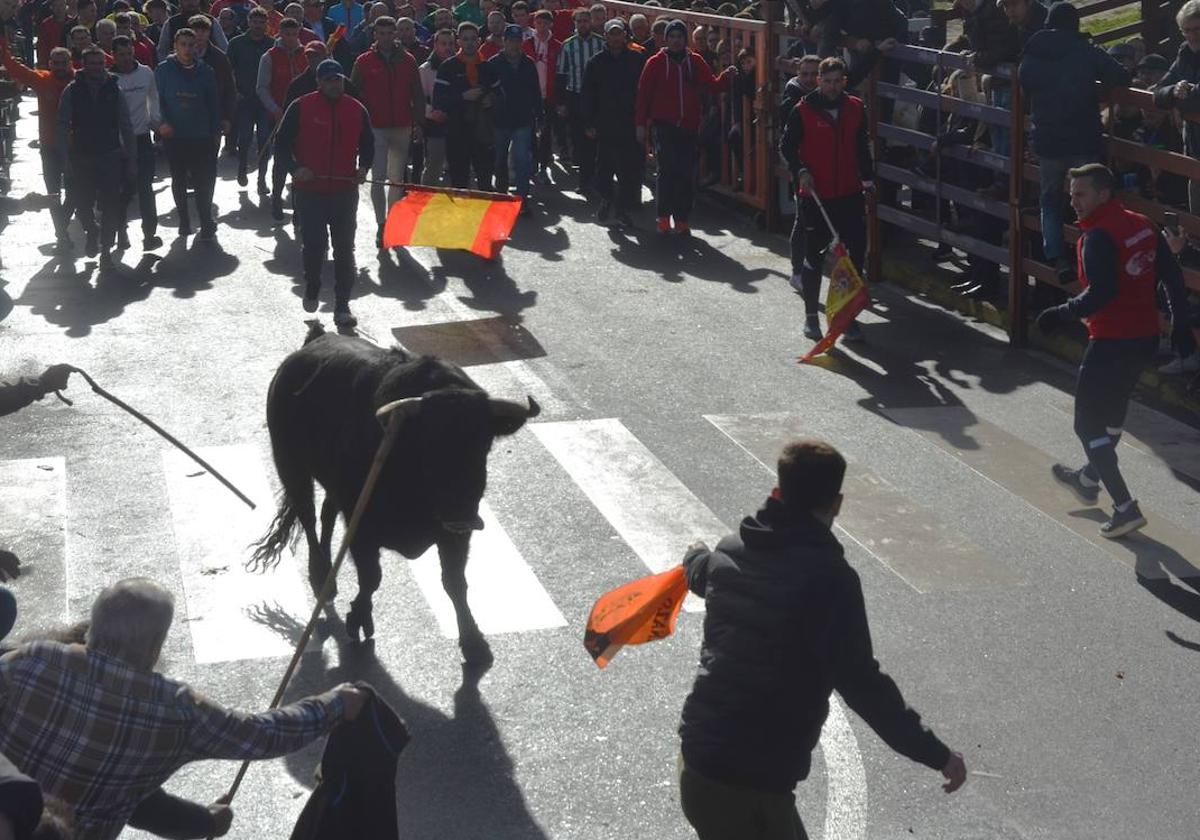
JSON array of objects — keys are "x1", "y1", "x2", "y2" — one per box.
[{"x1": 1, "y1": 51, "x2": 73, "y2": 147}]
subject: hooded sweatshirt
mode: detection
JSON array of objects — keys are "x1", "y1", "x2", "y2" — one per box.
[
  {"x1": 679, "y1": 495, "x2": 950, "y2": 793},
  {"x1": 1018, "y1": 26, "x2": 1131, "y2": 157},
  {"x1": 634, "y1": 46, "x2": 730, "y2": 132}
]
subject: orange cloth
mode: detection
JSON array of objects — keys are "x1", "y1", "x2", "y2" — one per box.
[{"x1": 457, "y1": 49, "x2": 480, "y2": 86}]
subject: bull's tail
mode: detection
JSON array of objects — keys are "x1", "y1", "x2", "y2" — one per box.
[{"x1": 247, "y1": 494, "x2": 299, "y2": 572}]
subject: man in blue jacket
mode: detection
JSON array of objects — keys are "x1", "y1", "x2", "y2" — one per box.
[
  {"x1": 156, "y1": 27, "x2": 221, "y2": 240},
  {"x1": 678, "y1": 438, "x2": 967, "y2": 839},
  {"x1": 488, "y1": 24, "x2": 540, "y2": 209},
  {"x1": 1019, "y1": 2, "x2": 1130, "y2": 281}
]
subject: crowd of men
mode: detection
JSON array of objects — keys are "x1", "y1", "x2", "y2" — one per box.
[{"x1": 0, "y1": 0, "x2": 766, "y2": 325}]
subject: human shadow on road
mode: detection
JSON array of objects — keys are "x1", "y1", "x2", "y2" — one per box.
[
  {"x1": 217, "y1": 192, "x2": 281, "y2": 236},
  {"x1": 250, "y1": 606, "x2": 551, "y2": 840},
  {"x1": 604, "y1": 227, "x2": 783, "y2": 293},
  {"x1": 432, "y1": 249, "x2": 537, "y2": 317},
  {"x1": 506, "y1": 215, "x2": 569, "y2": 262},
  {"x1": 152, "y1": 236, "x2": 240, "y2": 298},
  {"x1": 17, "y1": 254, "x2": 155, "y2": 337}
]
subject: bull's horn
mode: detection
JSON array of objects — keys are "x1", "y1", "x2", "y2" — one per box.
[
  {"x1": 375, "y1": 396, "x2": 424, "y2": 421},
  {"x1": 489, "y1": 396, "x2": 540, "y2": 419}
]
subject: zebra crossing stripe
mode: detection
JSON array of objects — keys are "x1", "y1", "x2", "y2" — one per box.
[
  {"x1": 162, "y1": 445, "x2": 314, "y2": 664},
  {"x1": 407, "y1": 500, "x2": 567, "y2": 638},
  {"x1": 531, "y1": 418, "x2": 727, "y2": 613},
  {"x1": 0, "y1": 457, "x2": 68, "y2": 626}
]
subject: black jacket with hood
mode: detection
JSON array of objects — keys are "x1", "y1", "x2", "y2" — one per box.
[
  {"x1": 1153, "y1": 41, "x2": 1200, "y2": 159},
  {"x1": 678, "y1": 496, "x2": 950, "y2": 794}
]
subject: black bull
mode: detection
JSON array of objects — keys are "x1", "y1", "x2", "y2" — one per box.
[{"x1": 251, "y1": 325, "x2": 539, "y2": 664}]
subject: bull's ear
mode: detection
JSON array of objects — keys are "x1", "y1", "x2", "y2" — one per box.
[{"x1": 488, "y1": 396, "x2": 540, "y2": 437}]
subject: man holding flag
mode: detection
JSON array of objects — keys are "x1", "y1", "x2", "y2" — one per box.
[
  {"x1": 780, "y1": 56, "x2": 873, "y2": 343},
  {"x1": 677, "y1": 439, "x2": 967, "y2": 839},
  {"x1": 276, "y1": 58, "x2": 374, "y2": 327}
]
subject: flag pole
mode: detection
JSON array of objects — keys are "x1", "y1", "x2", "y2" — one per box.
[
  {"x1": 320, "y1": 176, "x2": 520, "y2": 203},
  {"x1": 806, "y1": 186, "x2": 841, "y2": 247}
]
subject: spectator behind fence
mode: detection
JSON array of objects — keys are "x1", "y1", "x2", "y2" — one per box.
[
  {"x1": 779, "y1": 54, "x2": 818, "y2": 129},
  {"x1": 0, "y1": 578, "x2": 369, "y2": 840},
  {"x1": 1019, "y1": 2, "x2": 1131, "y2": 281},
  {"x1": 1153, "y1": 0, "x2": 1200, "y2": 215}
]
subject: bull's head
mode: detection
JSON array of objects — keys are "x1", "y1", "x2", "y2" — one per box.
[{"x1": 375, "y1": 391, "x2": 541, "y2": 533}]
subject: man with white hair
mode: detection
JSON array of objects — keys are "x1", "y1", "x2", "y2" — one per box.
[{"x1": 0, "y1": 578, "x2": 368, "y2": 840}]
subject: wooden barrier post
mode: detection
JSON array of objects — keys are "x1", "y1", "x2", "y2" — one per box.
[{"x1": 1007, "y1": 71, "x2": 1027, "y2": 347}]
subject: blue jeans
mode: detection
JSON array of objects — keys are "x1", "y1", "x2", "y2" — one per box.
[
  {"x1": 494, "y1": 125, "x2": 533, "y2": 198},
  {"x1": 235, "y1": 96, "x2": 271, "y2": 177},
  {"x1": 989, "y1": 85, "x2": 1012, "y2": 158},
  {"x1": 1038, "y1": 152, "x2": 1093, "y2": 261}
]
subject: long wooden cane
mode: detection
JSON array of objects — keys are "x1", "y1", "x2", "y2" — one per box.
[{"x1": 211, "y1": 409, "x2": 404, "y2": 828}]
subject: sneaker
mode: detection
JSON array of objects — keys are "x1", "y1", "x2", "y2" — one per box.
[
  {"x1": 237, "y1": 167, "x2": 248, "y2": 188},
  {"x1": 85, "y1": 230, "x2": 98, "y2": 257},
  {"x1": 803, "y1": 316, "x2": 822, "y2": 340},
  {"x1": 198, "y1": 223, "x2": 216, "y2": 241},
  {"x1": 1158, "y1": 352, "x2": 1200, "y2": 375},
  {"x1": 116, "y1": 229, "x2": 130, "y2": 250},
  {"x1": 842, "y1": 322, "x2": 865, "y2": 343},
  {"x1": 143, "y1": 234, "x2": 163, "y2": 250},
  {"x1": 614, "y1": 210, "x2": 633, "y2": 228},
  {"x1": 1054, "y1": 256, "x2": 1074, "y2": 283},
  {"x1": 1100, "y1": 501, "x2": 1147, "y2": 539},
  {"x1": 674, "y1": 219, "x2": 691, "y2": 236},
  {"x1": 596, "y1": 200, "x2": 611, "y2": 223},
  {"x1": 334, "y1": 307, "x2": 357, "y2": 328},
  {"x1": 656, "y1": 216, "x2": 670, "y2": 235},
  {"x1": 1051, "y1": 463, "x2": 1100, "y2": 505}
]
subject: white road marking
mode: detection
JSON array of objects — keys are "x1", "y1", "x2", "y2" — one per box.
[
  {"x1": 531, "y1": 418, "x2": 726, "y2": 613},
  {"x1": 162, "y1": 445, "x2": 314, "y2": 664},
  {"x1": 407, "y1": 500, "x2": 566, "y2": 637},
  {"x1": 0, "y1": 457, "x2": 68, "y2": 624}
]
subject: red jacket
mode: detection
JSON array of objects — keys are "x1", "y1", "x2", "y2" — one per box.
[
  {"x1": 1, "y1": 52, "x2": 72, "y2": 146},
  {"x1": 550, "y1": 8, "x2": 574, "y2": 42},
  {"x1": 793, "y1": 93, "x2": 866, "y2": 200},
  {"x1": 351, "y1": 45, "x2": 422, "y2": 128},
  {"x1": 1075, "y1": 199, "x2": 1160, "y2": 340},
  {"x1": 479, "y1": 38, "x2": 500, "y2": 60},
  {"x1": 523, "y1": 33, "x2": 561, "y2": 105},
  {"x1": 267, "y1": 43, "x2": 306, "y2": 115},
  {"x1": 133, "y1": 35, "x2": 156, "y2": 68},
  {"x1": 634, "y1": 48, "x2": 729, "y2": 133},
  {"x1": 36, "y1": 16, "x2": 66, "y2": 67},
  {"x1": 292, "y1": 91, "x2": 370, "y2": 191}
]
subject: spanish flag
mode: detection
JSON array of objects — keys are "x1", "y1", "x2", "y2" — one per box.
[
  {"x1": 327, "y1": 24, "x2": 346, "y2": 54},
  {"x1": 382, "y1": 186, "x2": 522, "y2": 260},
  {"x1": 798, "y1": 241, "x2": 869, "y2": 362}
]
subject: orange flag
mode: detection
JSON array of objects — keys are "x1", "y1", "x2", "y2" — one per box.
[
  {"x1": 798, "y1": 240, "x2": 869, "y2": 362},
  {"x1": 382, "y1": 186, "x2": 522, "y2": 259},
  {"x1": 583, "y1": 566, "x2": 689, "y2": 669},
  {"x1": 327, "y1": 24, "x2": 346, "y2": 54}
]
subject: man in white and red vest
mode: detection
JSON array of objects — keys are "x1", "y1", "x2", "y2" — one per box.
[
  {"x1": 1038, "y1": 163, "x2": 1194, "y2": 538},
  {"x1": 256, "y1": 16, "x2": 307, "y2": 219},
  {"x1": 276, "y1": 59, "x2": 375, "y2": 328}
]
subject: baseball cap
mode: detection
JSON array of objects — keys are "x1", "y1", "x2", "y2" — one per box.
[
  {"x1": 1136, "y1": 53, "x2": 1169, "y2": 72},
  {"x1": 316, "y1": 58, "x2": 343, "y2": 79},
  {"x1": 304, "y1": 40, "x2": 326, "y2": 54},
  {"x1": 503, "y1": 23, "x2": 523, "y2": 39},
  {"x1": 604, "y1": 17, "x2": 625, "y2": 33}
]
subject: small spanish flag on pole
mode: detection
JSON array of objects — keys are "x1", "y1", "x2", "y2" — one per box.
[
  {"x1": 382, "y1": 185, "x2": 523, "y2": 260},
  {"x1": 326, "y1": 24, "x2": 347, "y2": 54},
  {"x1": 798, "y1": 191, "x2": 869, "y2": 363}
]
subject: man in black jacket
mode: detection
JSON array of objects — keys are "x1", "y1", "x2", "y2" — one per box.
[
  {"x1": 678, "y1": 439, "x2": 966, "y2": 839},
  {"x1": 57, "y1": 46, "x2": 135, "y2": 267},
  {"x1": 432, "y1": 22, "x2": 495, "y2": 190},
  {"x1": 582, "y1": 18, "x2": 643, "y2": 227},
  {"x1": 1153, "y1": 0, "x2": 1200, "y2": 213}
]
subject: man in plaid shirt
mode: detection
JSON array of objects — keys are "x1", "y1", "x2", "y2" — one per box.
[{"x1": 0, "y1": 578, "x2": 368, "y2": 840}]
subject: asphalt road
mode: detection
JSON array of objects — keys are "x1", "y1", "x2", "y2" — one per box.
[{"x1": 2, "y1": 94, "x2": 1200, "y2": 840}]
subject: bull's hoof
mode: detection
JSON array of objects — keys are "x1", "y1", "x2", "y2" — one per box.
[
  {"x1": 460, "y1": 633, "x2": 493, "y2": 668},
  {"x1": 346, "y1": 607, "x2": 374, "y2": 643}
]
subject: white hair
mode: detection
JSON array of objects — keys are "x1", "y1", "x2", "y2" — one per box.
[
  {"x1": 1179, "y1": 0, "x2": 1200, "y2": 27},
  {"x1": 87, "y1": 578, "x2": 174, "y2": 671}
]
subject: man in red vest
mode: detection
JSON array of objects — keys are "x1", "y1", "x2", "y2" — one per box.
[
  {"x1": 779, "y1": 55, "x2": 872, "y2": 343},
  {"x1": 276, "y1": 59, "x2": 375, "y2": 328},
  {"x1": 349, "y1": 15, "x2": 425, "y2": 248},
  {"x1": 256, "y1": 16, "x2": 307, "y2": 220},
  {"x1": 1037, "y1": 163, "x2": 1194, "y2": 538}
]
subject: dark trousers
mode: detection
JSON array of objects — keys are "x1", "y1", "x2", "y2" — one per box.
[
  {"x1": 595, "y1": 132, "x2": 643, "y2": 211},
  {"x1": 235, "y1": 95, "x2": 271, "y2": 179},
  {"x1": 564, "y1": 91, "x2": 595, "y2": 186},
  {"x1": 40, "y1": 146, "x2": 73, "y2": 233},
  {"x1": 71, "y1": 151, "x2": 124, "y2": 249},
  {"x1": 790, "y1": 192, "x2": 867, "y2": 317},
  {"x1": 535, "y1": 107, "x2": 566, "y2": 169},
  {"x1": 119, "y1": 133, "x2": 158, "y2": 238},
  {"x1": 164, "y1": 137, "x2": 217, "y2": 228},
  {"x1": 446, "y1": 129, "x2": 494, "y2": 191},
  {"x1": 652, "y1": 122, "x2": 697, "y2": 222},
  {"x1": 295, "y1": 188, "x2": 357, "y2": 304},
  {"x1": 1074, "y1": 336, "x2": 1158, "y2": 507},
  {"x1": 679, "y1": 758, "x2": 808, "y2": 840},
  {"x1": 127, "y1": 788, "x2": 218, "y2": 840}
]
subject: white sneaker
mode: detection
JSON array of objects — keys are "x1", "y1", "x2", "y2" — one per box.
[{"x1": 1158, "y1": 352, "x2": 1200, "y2": 375}]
